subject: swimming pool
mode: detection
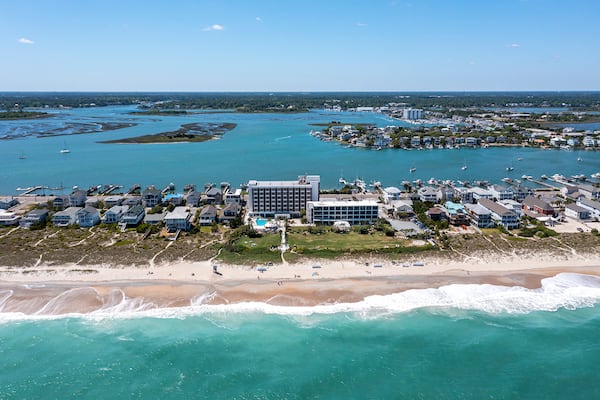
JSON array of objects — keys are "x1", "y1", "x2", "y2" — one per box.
[{"x1": 255, "y1": 218, "x2": 268, "y2": 227}]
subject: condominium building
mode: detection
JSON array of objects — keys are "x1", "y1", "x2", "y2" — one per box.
[
  {"x1": 247, "y1": 175, "x2": 320, "y2": 217},
  {"x1": 306, "y1": 200, "x2": 379, "y2": 225}
]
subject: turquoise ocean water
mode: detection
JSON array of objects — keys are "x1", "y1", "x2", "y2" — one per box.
[
  {"x1": 1, "y1": 106, "x2": 599, "y2": 193},
  {"x1": 2, "y1": 273, "x2": 600, "y2": 399}
]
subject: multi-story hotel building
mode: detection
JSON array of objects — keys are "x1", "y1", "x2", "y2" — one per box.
[
  {"x1": 247, "y1": 175, "x2": 320, "y2": 217},
  {"x1": 306, "y1": 200, "x2": 379, "y2": 225}
]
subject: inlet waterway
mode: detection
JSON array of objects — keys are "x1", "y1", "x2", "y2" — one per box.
[{"x1": 1, "y1": 106, "x2": 599, "y2": 194}]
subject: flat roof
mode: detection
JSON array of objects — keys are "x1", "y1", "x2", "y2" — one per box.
[{"x1": 308, "y1": 200, "x2": 378, "y2": 207}]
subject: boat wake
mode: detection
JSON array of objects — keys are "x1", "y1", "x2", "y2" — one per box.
[{"x1": 1, "y1": 273, "x2": 600, "y2": 322}]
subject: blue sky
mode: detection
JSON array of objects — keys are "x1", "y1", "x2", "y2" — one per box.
[{"x1": 2, "y1": 0, "x2": 599, "y2": 91}]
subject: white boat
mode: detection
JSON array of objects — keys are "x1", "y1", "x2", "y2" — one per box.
[
  {"x1": 409, "y1": 167, "x2": 416, "y2": 173},
  {"x1": 591, "y1": 173, "x2": 600, "y2": 179},
  {"x1": 577, "y1": 153, "x2": 583, "y2": 162},
  {"x1": 461, "y1": 164, "x2": 467, "y2": 171},
  {"x1": 506, "y1": 166, "x2": 514, "y2": 171},
  {"x1": 60, "y1": 141, "x2": 71, "y2": 153},
  {"x1": 541, "y1": 174, "x2": 548, "y2": 180},
  {"x1": 18, "y1": 151, "x2": 26, "y2": 160}
]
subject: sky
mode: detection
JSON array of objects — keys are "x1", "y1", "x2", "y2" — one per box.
[{"x1": 1, "y1": 0, "x2": 599, "y2": 92}]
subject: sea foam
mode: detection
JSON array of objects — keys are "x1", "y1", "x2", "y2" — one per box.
[{"x1": 1, "y1": 273, "x2": 600, "y2": 322}]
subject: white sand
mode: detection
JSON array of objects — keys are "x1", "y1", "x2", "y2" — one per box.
[{"x1": 2, "y1": 251, "x2": 600, "y2": 285}]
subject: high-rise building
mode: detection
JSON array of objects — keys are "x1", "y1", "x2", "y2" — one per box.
[{"x1": 247, "y1": 175, "x2": 320, "y2": 217}]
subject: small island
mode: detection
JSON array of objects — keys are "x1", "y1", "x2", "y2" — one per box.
[
  {"x1": 128, "y1": 110, "x2": 190, "y2": 116},
  {"x1": 0, "y1": 110, "x2": 51, "y2": 120},
  {"x1": 99, "y1": 122, "x2": 237, "y2": 144}
]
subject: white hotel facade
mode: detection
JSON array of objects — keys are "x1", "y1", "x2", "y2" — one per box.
[
  {"x1": 306, "y1": 200, "x2": 379, "y2": 225},
  {"x1": 247, "y1": 175, "x2": 320, "y2": 217}
]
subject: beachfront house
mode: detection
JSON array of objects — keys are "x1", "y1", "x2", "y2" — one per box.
[
  {"x1": 164, "y1": 206, "x2": 192, "y2": 231},
  {"x1": 20, "y1": 209, "x2": 49, "y2": 229},
  {"x1": 382, "y1": 187, "x2": 402, "y2": 204},
  {"x1": 53, "y1": 195, "x2": 70, "y2": 211},
  {"x1": 564, "y1": 203, "x2": 591, "y2": 220},
  {"x1": 52, "y1": 207, "x2": 82, "y2": 227},
  {"x1": 123, "y1": 196, "x2": 142, "y2": 207},
  {"x1": 142, "y1": 186, "x2": 162, "y2": 208},
  {"x1": 522, "y1": 196, "x2": 555, "y2": 217},
  {"x1": 453, "y1": 187, "x2": 474, "y2": 204},
  {"x1": 198, "y1": 205, "x2": 218, "y2": 226},
  {"x1": 489, "y1": 185, "x2": 514, "y2": 201},
  {"x1": 144, "y1": 211, "x2": 166, "y2": 225},
  {"x1": 464, "y1": 203, "x2": 494, "y2": 228},
  {"x1": 219, "y1": 203, "x2": 242, "y2": 224},
  {"x1": 469, "y1": 187, "x2": 494, "y2": 201},
  {"x1": 513, "y1": 186, "x2": 535, "y2": 202},
  {"x1": 121, "y1": 205, "x2": 145, "y2": 227},
  {"x1": 577, "y1": 198, "x2": 600, "y2": 220},
  {"x1": 390, "y1": 199, "x2": 414, "y2": 217},
  {"x1": 498, "y1": 200, "x2": 523, "y2": 218},
  {"x1": 0, "y1": 197, "x2": 19, "y2": 210},
  {"x1": 478, "y1": 198, "x2": 519, "y2": 229},
  {"x1": 102, "y1": 205, "x2": 129, "y2": 224},
  {"x1": 417, "y1": 187, "x2": 438, "y2": 203},
  {"x1": 203, "y1": 187, "x2": 223, "y2": 205},
  {"x1": 76, "y1": 206, "x2": 100, "y2": 227},
  {"x1": 224, "y1": 189, "x2": 243, "y2": 205},
  {"x1": 426, "y1": 207, "x2": 447, "y2": 221},
  {"x1": 104, "y1": 196, "x2": 124, "y2": 207},
  {"x1": 69, "y1": 190, "x2": 87, "y2": 207},
  {"x1": 185, "y1": 191, "x2": 203, "y2": 207},
  {"x1": 444, "y1": 201, "x2": 469, "y2": 226},
  {"x1": 0, "y1": 209, "x2": 20, "y2": 226}
]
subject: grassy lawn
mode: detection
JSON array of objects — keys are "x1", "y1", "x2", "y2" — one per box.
[{"x1": 217, "y1": 229, "x2": 435, "y2": 264}]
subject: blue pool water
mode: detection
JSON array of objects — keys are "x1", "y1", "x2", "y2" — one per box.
[{"x1": 255, "y1": 218, "x2": 268, "y2": 227}]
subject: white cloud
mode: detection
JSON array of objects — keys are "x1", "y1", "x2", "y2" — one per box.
[
  {"x1": 356, "y1": 22, "x2": 367, "y2": 27},
  {"x1": 203, "y1": 24, "x2": 224, "y2": 32},
  {"x1": 17, "y1": 38, "x2": 34, "y2": 45},
  {"x1": 508, "y1": 43, "x2": 521, "y2": 48},
  {"x1": 256, "y1": 16, "x2": 262, "y2": 23}
]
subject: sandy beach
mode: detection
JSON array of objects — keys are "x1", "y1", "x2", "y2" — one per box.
[{"x1": 2, "y1": 251, "x2": 600, "y2": 315}]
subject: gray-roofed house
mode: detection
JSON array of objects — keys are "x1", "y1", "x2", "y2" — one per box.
[
  {"x1": 199, "y1": 205, "x2": 218, "y2": 225},
  {"x1": 102, "y1": 205, "x2": 129, "y2": 224},
  {"x1": 577, "y1": 198, "x2": 600, "y2": 220},
  {"x1": 464, "y1": 203, "x2": 494, "y2": 228},
  {"x1": 142, "y1": 186, "x2": 162, "y2": 208},
  {"x1": 52, "y1": 207, "x2": 82, "y2": 227},
  {"x1": 478, "y1": 198, "x2": 519, "y2": 229},
  {"x1": 565, "y1": 203, "x2": 591, "y2": 220},
  {"x1": 144, "y1": 211, "x2": 166, "y2": 225},
  {"x1": 417, "y1": 186, "x2": 438, "y2": 203},
  {"x1": 203, "y1": 187, "x2": 223, "y2": 205},
  {"x1": 522, "y1": 196, "x2": 555, "y2": 216},
  {"x1": 104, "y1": 196, "x2": 124, "y2": 207},
  {"x1": 164, "y1": 206, "x2": 191, "y2": 231},
  {"x1": 0, "y1": 197, "x2": 19, "y2": 210},
  {"x1": 69, "y1": 190, "x2": 88, "y2": 207},
  {"x1": 20, "y1": 209, "x2": 49, "y2": 229},
  {"x1": 219, "y1": 203, "x2": 242, "y2": 223},
  {"x1": 185, "y1": 191, "x2": 203, "y2": 207},
  {"x1": 53, "y1": 195, "x2": 70, "y2": 211},
  {"x1": 76, "y1": 206, "x2": 100, "y2": 227},
  {"x1": 123, "y1": 196, "x2": 142, "y2": 207},
  {"x1": 122, "y1": 205, "x2": 145, "y2": 227},
  {"x1": 489, "y1": 185, "x2": 514, "y2": 201}
]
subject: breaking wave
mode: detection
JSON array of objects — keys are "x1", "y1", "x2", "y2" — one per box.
[{"x1": 1, "y1": 273, "x2": 600, "y2": 322}]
